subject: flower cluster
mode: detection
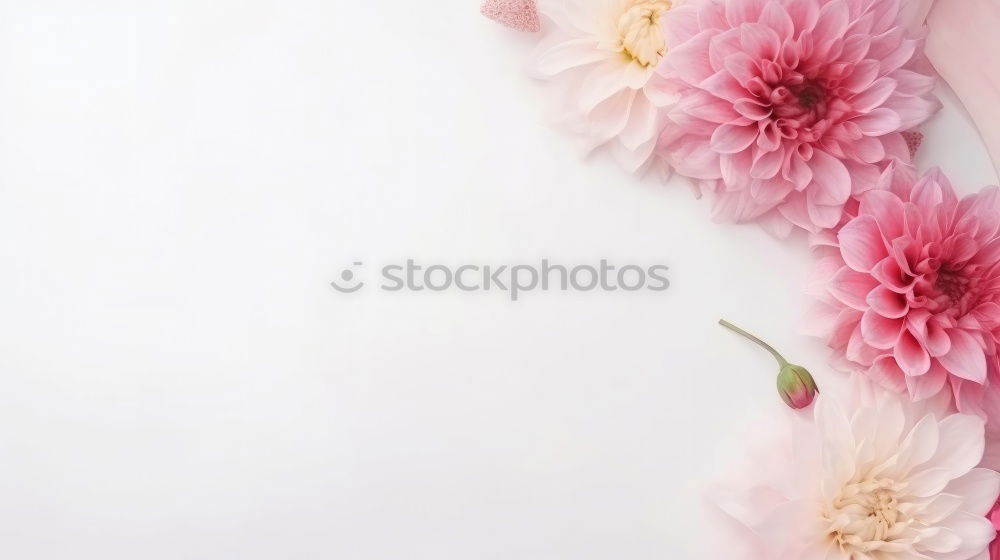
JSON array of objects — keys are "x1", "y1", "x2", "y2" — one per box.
[{"x1": 485, "y1": 0, "x2": 1000, "y2": 556}]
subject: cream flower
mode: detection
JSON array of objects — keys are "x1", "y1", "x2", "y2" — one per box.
[
  {"x1": 532, "y1": 0, "x2": 681, "y2": 172},
  {"x1": 715, "y1": 391, "x2": 1000, "y2": 559}
]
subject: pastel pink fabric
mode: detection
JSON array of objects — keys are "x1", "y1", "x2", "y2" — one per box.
[
  {"x1": 656, "y1": 0, "x2": 940, "y2": 236},
  {"x1": 924, "y1": 0, "x2": 1000, "y2": 179},
  {"x1": 480, "y1": 0, "x2": 540, "y2": 33},
  {"x1": 806, "y1": 164, "x2": 1000, "y2": 425}
]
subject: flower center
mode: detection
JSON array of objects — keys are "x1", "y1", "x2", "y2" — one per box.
[
  {"x1": 771, "y1": 79, "x2": 830, "y2": 126},
  {"x1": 935, "y1": 267, "x2": 971, "y2": 304},
  {"x1": 928, "y1": 262, "x2": 991, "y2": 317},
  {"x1": 795, "y1": 83, "x2": 824, "y2": 109},
  {"x1": 825, "y1": 480, "x2": 907, "y2": 552},
  {"x1": 617, "y1": 1, "x2": 672, "y2": 68}
]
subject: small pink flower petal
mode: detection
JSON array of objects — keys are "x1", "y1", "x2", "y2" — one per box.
[
  {"x1": 830, "y1": 266, "x2": 880, "y2": 310},
  {"x1": 895, "y1": 329, "x2": 931, "y2": 376},
  {"x1": 710, "y1": 123, "x2": 758, "y2": 153},
  {"x1": 938, "y1": 329, "x2": 988, "y2": 383},
  {"x1": 861, "y1": 309, "x2": 904, "y2": 350},
  {"x1": 838, "y1": 215, "x2": 888, "y2": 272},
  {"x1": 866, "y1": 285, "x2": 909, "y2": 319},
  {"x1": 852, "y1": 108, "x2": 903, "y2": 136},
  {"x1": 905, "y1": 362, "x2": 948, "y2": 401},
  {"x1": 869, "y1": 355, "x2": 907, "y2": 392}
]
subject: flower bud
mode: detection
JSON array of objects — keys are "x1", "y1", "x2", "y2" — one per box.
[
  {"x1": 719, "y1": 319, "x2": 820, "y2": 410},
  {"x1": 776, "y1": 364, "x2": 818, "y2": 409}
]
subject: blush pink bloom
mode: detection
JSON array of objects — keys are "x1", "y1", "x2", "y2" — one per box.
[
  {"x1": 805, "y1": 164, "x2": 1000, "y2": 426},
  {"x1": 655, "y1": 0, "x2": 939, "y2": 236}
]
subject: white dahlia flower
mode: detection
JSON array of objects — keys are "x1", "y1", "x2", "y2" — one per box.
[
  {"x1": 532, "y1": 0, "x2": 682, "y2": 173},
  {"x1": 715, "y1": 390, "x2": 1000, "y2": 559}
]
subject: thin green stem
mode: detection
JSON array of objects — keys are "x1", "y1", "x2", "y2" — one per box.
[{"x1": 718, "y1": 319, "x2": 789, "y2": 367}]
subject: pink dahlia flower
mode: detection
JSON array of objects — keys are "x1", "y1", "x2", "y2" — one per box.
[
  {"x1": 805, "y1": 165, "x2": 1000, "y2": 425},
  {"x1": 656, "y1": 0, "x2": 939, "y2": 235}
]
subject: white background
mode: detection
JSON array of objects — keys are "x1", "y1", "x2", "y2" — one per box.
[{"x1": 0, "y1": 1, "x2": 996, "y2": 558}]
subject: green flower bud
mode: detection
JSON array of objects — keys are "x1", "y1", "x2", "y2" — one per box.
[
  {"x1": 776, "y1": 363, "x2": 819, "y2": 409},
  {"x1": 719, "y1": 319, "x2": 819, "y2": 410}
]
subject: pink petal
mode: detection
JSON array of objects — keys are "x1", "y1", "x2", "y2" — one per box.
[
  {"x1": 733, "y1": 98, "x2": 772, "y2": 120},
  {"x1": 894, "y1": 329, "x2": 931, "y2": 376},
  {"x1": 850, "y1": 77, "x2": 897, "y2": 113},
  {"x1": 861, "y1": 309, "x2": 904, "y2": 349},
  {"x1": 807, "y1": 199, "x2": 847, "y2": 231},
  {"x1": 668, "y1": 30, "x2": 716, "y2": 85},
  {"x1": 811, "y1": 1, "x2": 850, "y2": 49},
  {"x1": 894, "y1": 69, "x2": 937, "y2": 97},
  {"x1": 851, "y1": 135, "x2": 886, "y2": 163},
  {"x1": 838, "y1": 215, "x2": 889, "y2": 272},
  {"x1": 884, "y1": 95, "x2": 941, "y2": 130},
  {"x1": 852, "y1": 108, "x2": 903, "y2": 136},
  {"x1": 724, "y1": 0, "x2": 767, "y2": 27},
  {"x1": 839, "y1": 34, "x2": 871, "y2": 63},
  {"x1": 938, "y1": 329, "x2": 988, "y2": 383},
  {"x1": 750, "y1": 147, "x2": 785, "y2": 179},
  {"x1": 868, "y1": 355, "x2": 907, "y2": 392},
  {"x1": 866, "y1": 285, "x2": 909, "y2": 319},
  {"x1": 842, "y1": 59, "x2": 880, "y2": 92},
  {"x1": 710, "y1": 123, "x2": 758, "y2": 153},
  {"x1": 783, "y1": 0, "x2": 819, "y2": 32},
  {"x1": 724, "y1": 52, "x2": 761, "y2": 87},
  {"x1": 786, "y1": 154, "x2": 813, "y2": 189},
  {"x1": 680, "y1": 91, "x2": 741, "y2": 123},
  {"x1": 807, "y1": 150, "x2": 852, "y2": 206},
  {"x1": 739, "y1": 22, "x2": 781, "y2": 60},
  {"x1": 858, "y1": 190, "x2": 905, "y2": 239},
  {"x1": 829, "y1": 266, "x2": 879, "y2": 310},
  {"x1": 869, "y1": 255, "x2": 915, "y2": 294},
  {"x1": 757, "y1": 1, "x2": 794, "y2": 39},
  {"x1": 699, "y1": 71, "x2": 746, "y2": 103},
  {"x1": 905, "y1": 362, "x2": 948, "y2": 401},
  {"x1": 848, "y1": 322, "x2": 883, "y2": 365}
]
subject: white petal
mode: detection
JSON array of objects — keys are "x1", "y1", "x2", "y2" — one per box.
[
  {"x1": 905, "y1": 467, "x2": 955, "y2": 498},
  {"x1": 906, "y1": 493, "x2": 962, "y2": 524},
  {"x1": 873, "y1": 395, "x2": 906, "y2": 460},
  {"x1": 535, "y1": 38, "x2": 612, "y2": 77},
  {"x1": 924, "y1": 414, "x2": 986, "y2": 479},
  {"x1": 926, "y1": 512, "x2": 996, "y2": 557},
  {"x1": 618, "y1": 93, "x2": 660, "y2": 150},
  {"x1": 816, "y1": 396, "x2": 856, "y2": 490},
  {"x1": 943, "y1": 468, "x2": 1000, "y2": 516},
  {"x1": 586, "y1": 89, "x2": 636, "y2": 142},
  {"x1": 895, "y1": 414, "x2": 940, "y2": 473},
  {"x1": 578, "y1": 60, "x2": 632, "y2": 112},
  {"x1": 915, "y1": 526, "x2": 963, "y2": 553}
]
